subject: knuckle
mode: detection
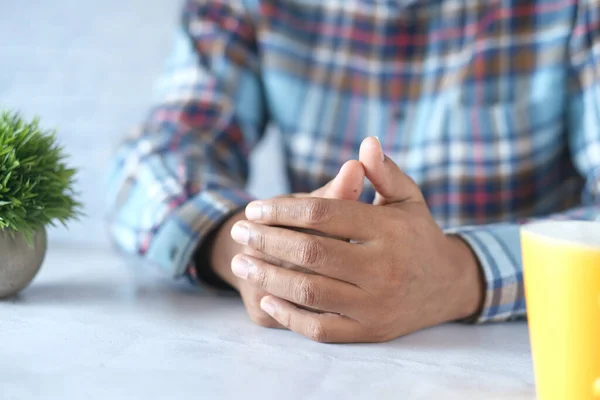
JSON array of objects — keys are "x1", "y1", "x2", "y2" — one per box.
[
  {"x1": 306, "y1": 320, "x2": 328, "y2": 343},
  {"x1": 384, "y1": 265, "x2": 405, "y2": 289},
  {"x1": 297, "y1": 238, "x2": 324, "y2": 267},
  {"x1": 304, "y1": 199, "x2": 331, "y2": 225},
  {"x1": 251, "y1": 229, "x2": 268, "y2": 252},
  {"x1": 295, "y1": 277, "x2": 319, "y2": 307},
  {"x1": 268, "y1": 204, "x2": 281, "y2": 222},
  {"x1": 254, "y1": 265, "x2": 270, "y2": 288}
]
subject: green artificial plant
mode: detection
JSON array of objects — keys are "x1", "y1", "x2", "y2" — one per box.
[{"x1": 0, "y1": 111, "x2": 81, "y2": 243}]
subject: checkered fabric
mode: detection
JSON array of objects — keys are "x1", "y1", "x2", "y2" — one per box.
[{"x1": 107, "y1": 0, "x2": 600, "y2": 322}]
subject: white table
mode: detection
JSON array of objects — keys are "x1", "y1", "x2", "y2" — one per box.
[{"x1": 0, "y1": 244, "x2": 536, "y2": 400}]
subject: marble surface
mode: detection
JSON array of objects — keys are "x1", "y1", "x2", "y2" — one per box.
[{"x1": 0, "y1": 244, "x2": 536, "y2": 400}]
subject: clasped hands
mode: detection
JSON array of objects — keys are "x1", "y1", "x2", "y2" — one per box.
[{"x1": 211, "y1": 137, "x2": 484, "y2": 343}]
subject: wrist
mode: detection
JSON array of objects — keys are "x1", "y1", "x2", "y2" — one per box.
[{"x1": 444, "y1": 235, "x2": 485, "y2": 321}]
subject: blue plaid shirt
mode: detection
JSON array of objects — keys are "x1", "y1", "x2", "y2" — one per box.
[{"x1": 107, "y1": 0, "x2": 600, "y2": 322}]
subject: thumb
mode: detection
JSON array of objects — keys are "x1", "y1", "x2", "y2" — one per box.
[
  {"x1": 359, "y1": 137, "x2": 423, "y2": 205},
  {"x1": 312, "y1": 160, "x2": 365, "y2": 200}
]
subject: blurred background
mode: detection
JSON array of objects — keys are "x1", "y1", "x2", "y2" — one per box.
[{"x1": 0, "y1": 0, "x2": 286, "y2": 249}]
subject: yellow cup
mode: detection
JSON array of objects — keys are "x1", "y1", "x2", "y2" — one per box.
[{"x1": 521, "y1": 221, "x2": 600, "y2": 400}]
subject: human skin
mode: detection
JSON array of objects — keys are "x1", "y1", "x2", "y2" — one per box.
[
  {"x1": 211, "y1": 138, "x2": 483, "y2": 342},
  {"x1": 208, "y1": 159, "x2": 367, "y2": 328}
]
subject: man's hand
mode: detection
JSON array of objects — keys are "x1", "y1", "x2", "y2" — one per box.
[
  {"x1": 208, "y1": 160, "x2": 366, "y2": 328},
  {"x1": 229, "y1": 137, "x2": 484, "y2": 342}
]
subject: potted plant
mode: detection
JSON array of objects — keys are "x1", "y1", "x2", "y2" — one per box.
[{"x1": 0, "y1": 111, "x2": 80, "y2": 298}]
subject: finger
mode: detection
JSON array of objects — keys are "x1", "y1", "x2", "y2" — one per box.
[
  {"x1": 244, "y1": 245, "x2": 316, "y2": 277},
  {"x1": 231, "y1": 221, "x2": 369, "y2": 282},
  {"x1": 238, "y1": 284, "x2": 285, "y2": 329},
  {"x1": 232, "y1": 254, "x2": 365, "y2": 316},
  {"x1": 322, "y1": 160, "x2": 364, "y2": 200},
  {"x1": 307, "y1": 181, "x2": 330, "y2": 198},
  {"x1": 244, "y1": 197, "x2": 382, "y2": 240},
  {"x1": 259, "y1": 295, "x2": 368, "y2": 343},
  {"x1": 243, "y1": 245, "x2": 299, "y2": 271},
  {"x1": 359, "y1": 136, "x2": 424, "y2": 205},
  {"x1": 306, "y1": 159, "x2": 365, "y2": 200}
]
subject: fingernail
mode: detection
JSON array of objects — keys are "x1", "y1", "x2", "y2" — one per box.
[
  {"x1": 245, "y1": 202, "x2": 263, "y2": 220},
  {"x1": 230, "y1": 222, "x2": 250, "y2": 245},
  {"x1": 260, "y1": 297, "x2": 276, "y2": 316},
  {"x1": 231, "y1": 256, "x2": 250, "y2": 279},
  {"x1": 372, "y1": 136, "x2": 385, "y2": 162}
]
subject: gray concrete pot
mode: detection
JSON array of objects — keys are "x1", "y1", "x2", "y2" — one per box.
[{"x1": 0, "y1": 228, "x2": 47, "y2": 298}]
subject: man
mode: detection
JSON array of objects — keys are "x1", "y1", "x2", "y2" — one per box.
[{"x1": 107, "y1": 0, "x2": 600, "y2": 343}]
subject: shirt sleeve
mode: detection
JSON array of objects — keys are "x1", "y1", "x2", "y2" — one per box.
[
  {"x1": 446, "y1": 0, "x2": 600, "y2": 323},
  {"x1": 106, "y1": 0, "x2": 267, "y2": 279}
]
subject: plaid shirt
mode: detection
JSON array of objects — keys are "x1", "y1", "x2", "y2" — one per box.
[{"x1": 107, "y1": 0, "x2": 600, "y2": 323}]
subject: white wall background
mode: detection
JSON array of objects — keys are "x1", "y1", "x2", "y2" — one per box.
[{"x1": 0, "y1": 0, "x2": 286, "y2": 248}]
